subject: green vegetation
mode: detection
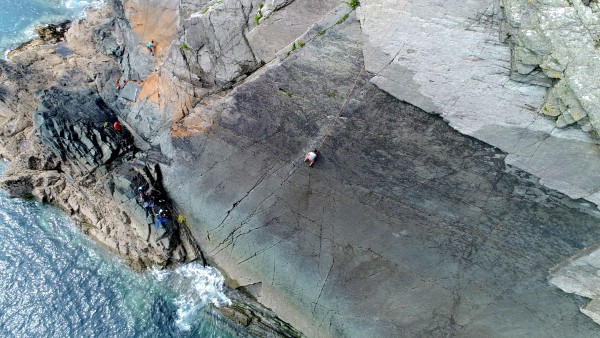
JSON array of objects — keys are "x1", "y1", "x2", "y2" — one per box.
[
  {"x1": 179, "y1": 43, "x2": 189, "y2": 51},
  {"x1": 336, "y1": 13, "x2": 349, "y2": 25},
  {"x1": 279, "y1": 88, "x2": 293, "y2": 97},
  {"x1": 326, "y1": 92, "x2": 336, "y2": 98},
  {"x1": 200, "y1": 0, "x2": 224, "y2": 14},
  {"x1": 348, "y1": 0, "x2": 360, "y2": 10},
  {"x1": 298, "y1": 41, "x2": 305, "y2": 48},
  {"x1": 286, "y1": 42, "x2": 297, "y2": 56},
  {"x1": 317, "y1": 29, "x2": 327, "y2": 36},
  {"x1": 254, "y1": 3, "x2": 264, "y2": 25}
]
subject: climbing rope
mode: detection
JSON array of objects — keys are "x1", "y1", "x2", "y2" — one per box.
[
  {"x1": 140, "y1": 0, "x2": 151, "y2": 41},
  {"x1": 316, "y1": 1, "x2": 410, "y2": 151}
]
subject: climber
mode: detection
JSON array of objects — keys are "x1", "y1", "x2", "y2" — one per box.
[
  {"x1": 137, "y1": 186, "x2": 146, "y2": 201},
  {"x1": 147, "y1": 40, "x2": 155, "y2": 56},
  {"x1": 159, "y1": 208, "x2": 170, "y2": 219},
  {"x1": 115, "y1": 81, "x2": 121, "y2": 96},
  {"x1": 143, "y1": 199, "x2": 154, "y2": 218},
  {"x1": 113, "y1": 121, "x2": 122, "y2": 131},
  {"x1": 304, "y1": 149, "x2": 318, "y2": 167},
  {"x1": 154, "y1": 208, "x2": 169, "y2": 229}
]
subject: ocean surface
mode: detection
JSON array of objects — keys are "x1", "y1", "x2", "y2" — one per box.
[
  {"x1": 0, "y1": 1, "x2": 241, "y2": 335},
  {"x1": 0, "y1": 167, "x2": 237, "y2": 337},
  {"x1": 0, "y1": 0, "x2": 102, "y2": 56}
]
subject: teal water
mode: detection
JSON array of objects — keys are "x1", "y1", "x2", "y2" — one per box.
[
  {"x1": 0, "y1": 3, "x2": 242, "y2": 336},
  {"x1": 0, "y1": 179, "x2": 238, "y2": 337},
  {"x1": 0, "y1": 0, "x2": 102, "y2": 56}
]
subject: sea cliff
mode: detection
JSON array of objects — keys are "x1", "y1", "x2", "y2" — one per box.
[{"x1": 3, "y1": 0, "x2": 600, "y2": 337}]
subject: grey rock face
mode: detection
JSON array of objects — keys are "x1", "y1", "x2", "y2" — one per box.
[
  {"x1": 355, "y1": 0, "x2": 600, "y2": 215},
  {"x1": 500, "y1": 0, "x2": 600, "y2": 131},
  {"x1": 178, "y1": 0, "x2": 262, "y2": 86},
  {"x1": 34, "y1": 88, "x2": 135, "y2": 171},
  {"x1": 159, "y1": 6, "x2": 600, "y2": 337},
  {"x1": 246, "y1": 0, "x2": 339, "y2": 64}
]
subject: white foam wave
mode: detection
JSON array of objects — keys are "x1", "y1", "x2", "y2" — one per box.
[
  {"x1": 150, "y1": 263, "x2": 231, "y2": 331},
  {"x1": 62, "y1": 0, "x2": 104, "y2": 10}
]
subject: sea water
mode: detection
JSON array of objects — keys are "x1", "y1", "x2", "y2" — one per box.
[
  {"x1": 0, "y1": 0, "x2": 102, "y2": 57},
  {"x1": 0, "y1": 174, "x2": 239, "y2": 337}
]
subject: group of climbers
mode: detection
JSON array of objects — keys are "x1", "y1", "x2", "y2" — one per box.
[{"x1": 137, "y1": 185, "x2": 170, "y2": 230}]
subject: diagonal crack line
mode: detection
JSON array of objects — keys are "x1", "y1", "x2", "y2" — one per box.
[
  {"x1": 212, "y1": 217, "x2": 279, "y2": 256},
  {"x1": 238, "y1": 238, "x2": 285, "y2": 264},
  {"x1": 313, "y1": 257, "x2": 335, "y2": 315},
  {"x1": 210, "y1": 159, "x2": 293, "y2": 235},
  {"x1": 209, "y1": 170, "x2": 271, "y2": 233}
]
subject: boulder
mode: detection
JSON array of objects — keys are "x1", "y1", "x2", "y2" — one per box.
[{"x1": 33, "y1": 88, "x2": 135, "y2": 171}]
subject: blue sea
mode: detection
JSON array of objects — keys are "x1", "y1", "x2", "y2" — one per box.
[
  {"x1": 0, "y1": 0, "x2": 241, "y2": 335},
  {"x1": 0, "y1": 166, "x2": 238, "y2": 336},
  {"x1": 0, "y1": 0, "x2": 102, "y2": 56}
]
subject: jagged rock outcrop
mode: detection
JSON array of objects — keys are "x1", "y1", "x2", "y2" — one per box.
[
  {"x1": 34, "y1": 88, "x2": 134, "y2": 171},
  {"x1": 0, "y1": 2, "x2": 197, "y2": 271},
  {"x1": 179, "y1": 0, "x2": 262, "y2": 86},
  {"x1": 501, "y1": 0, "x2": 600, "y2": 132}
]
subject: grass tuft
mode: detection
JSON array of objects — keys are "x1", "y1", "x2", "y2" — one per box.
[
  {"x1": 254, "y1": 3, "x2": 264, "y2": 25},
  {"x1": 279, "y1": 88, "x2": 293, "y2": 97},
  {"x1": 336, "y1": 13, "x2": 349, "y2": 25}
]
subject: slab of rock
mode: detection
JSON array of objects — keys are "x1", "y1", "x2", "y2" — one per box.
[
  {"x1": 357, "y1": 0, "x2": 600, "y2": 213},
  {"x1": 162, "y1": 4, "x2": 600, "y2": 336},
  {"x1": 119, "y1": 81, "x2": 141, "y2": 101},
  {"x1": 246, "y1": 0, "x2": 339, "y2": 63}
]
